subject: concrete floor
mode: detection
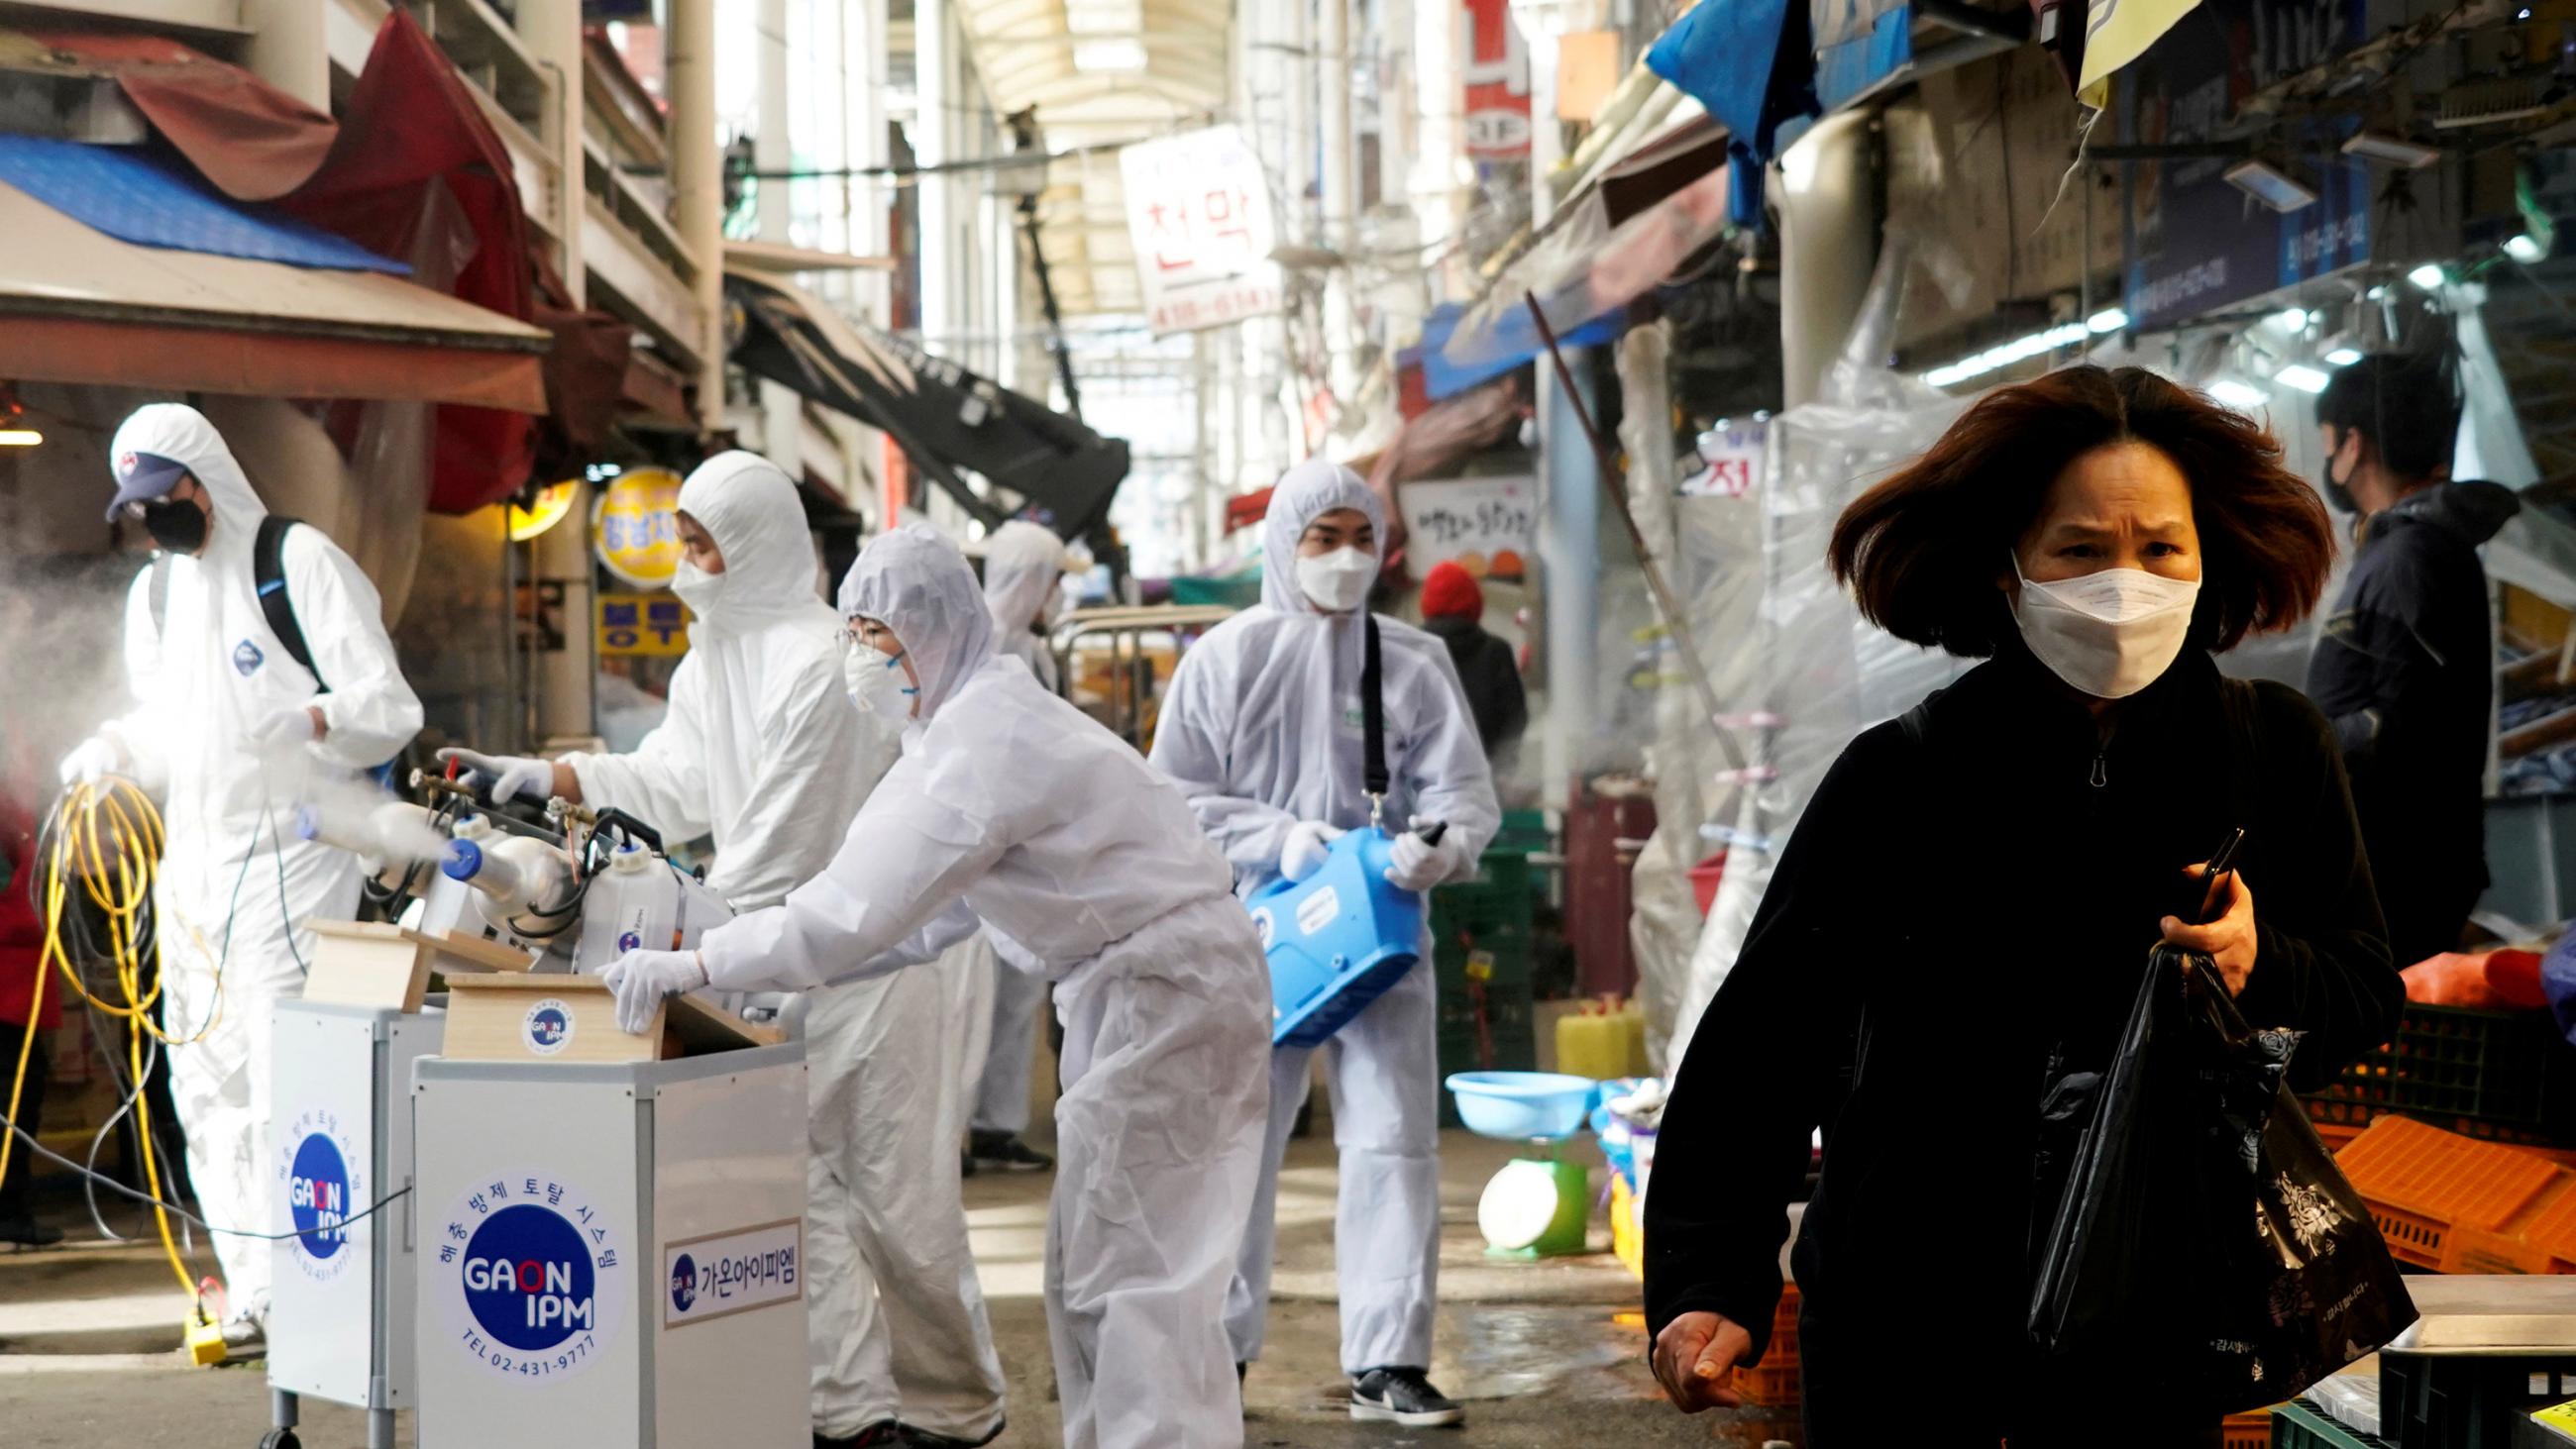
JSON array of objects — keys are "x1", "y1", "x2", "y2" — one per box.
[{"x1": 0, "y1": 1131, "x2": 1803, "y2": 1447}]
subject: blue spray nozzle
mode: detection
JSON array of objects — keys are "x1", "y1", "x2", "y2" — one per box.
[{"x1": 441, "y1": 838, "x2": 483, "y2": 881}]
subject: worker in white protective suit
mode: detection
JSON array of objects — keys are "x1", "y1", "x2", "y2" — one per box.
[
  {"x1": 61, "y1": 403, "x2": 424, "y2": 1349},
  {"x1": 962, "y1": 519, "x2": 1068, "y2": 1174},
  {"x1": 599, "y1": 525, "x2": 1270, "y2": 1449},
  {"x1": 1149, "y1": 459, "x2": 1500, "y2": 1427},
  {"x1": 438, "y1": 455, "x2": 1006, "y2": 1449}
]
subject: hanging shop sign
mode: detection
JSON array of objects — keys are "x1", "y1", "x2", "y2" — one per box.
[
  {"x1": 1462, "y1": 0, "x2": 1533, "y2": 157},
  {"x1": 2119, "y1": 1, "x2": 2402, "y2": 331},
  {"x1": 511, "y1": 480, "x2": 580, "y2": 542},
  {"x1": 1119, "y1": 127, "x2": 1287, "y2": 336},
  {"x1": 590, "y1": 466, "x2": 686, "y2": 589},
  {"x1": 1679, "y1": 420, "x2": 1767, "y2": 499},
  {"x1": 596, "y1": 593, "x2": 693, "y2": 657},
  {"x1": 1398, "y1": 474, "x2": 1536, "y2": 581}
]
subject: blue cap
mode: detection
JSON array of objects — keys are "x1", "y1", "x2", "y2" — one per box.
[{"x1": 106, "y1": 450, "x2": 191, "y2": 521}]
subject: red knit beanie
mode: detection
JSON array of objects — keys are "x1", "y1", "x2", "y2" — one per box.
[{"x1": 1420, "y1": 561, "x2": 1483, "y2": 620}]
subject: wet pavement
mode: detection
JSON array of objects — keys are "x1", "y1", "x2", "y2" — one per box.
[{"x1": 0, "y1": 1130, "x2": 1807, "y2": 1447}]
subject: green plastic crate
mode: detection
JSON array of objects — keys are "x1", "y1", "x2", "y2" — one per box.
[{"x1": 1431, "y1": 851, "x2": 1536, "y2": 942}]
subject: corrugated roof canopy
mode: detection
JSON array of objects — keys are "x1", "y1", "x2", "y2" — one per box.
[
  {"x1": 0, "y1": 179, "x2": 549, "y2": 411},
  {"x1": 954, "y1": 0, "x2": 1232, "y2": 316}
]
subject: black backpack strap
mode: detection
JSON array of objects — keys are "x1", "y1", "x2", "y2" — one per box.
[
  {"x1": 1362, "y1": 613, "x2": 1388, "y2": 809},
  {"x1": 254, "y1": 516, "x2": 324, "y2": 689}
]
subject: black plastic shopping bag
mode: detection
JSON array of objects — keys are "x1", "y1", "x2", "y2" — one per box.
[{"x1": 2027, "y1": 946, "x2": 2415, "y2": 1413}]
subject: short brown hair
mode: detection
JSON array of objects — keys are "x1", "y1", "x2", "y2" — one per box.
[{"x1": 1828, "y1": 364, "x2": 2335, "y2": 656}]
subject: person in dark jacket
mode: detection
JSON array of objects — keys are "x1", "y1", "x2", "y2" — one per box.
[
  {"x1": 1645, "y1": 366, "x2": 2400, "y2": 1447},
  {"x1": 1417, "y1": 561, "x2": 1527, "y2": 765},
  {"x1": 2307, "y1": 352, "x2": 2519, "y2": 967}
]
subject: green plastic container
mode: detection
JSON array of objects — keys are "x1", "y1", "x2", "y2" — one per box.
[{"x1": 2271, "y1": 1401, "x2": 2392, "y2": 1449}]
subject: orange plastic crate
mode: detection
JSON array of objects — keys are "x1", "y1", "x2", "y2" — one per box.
[
  {"x1": 2222, "y1": 1408, "x2": 2275, "y2": 1449},
  {"x1": 1737, "y1": 1287, "x2": 1802, "y2": 1406},
  {"x1": 2333, "y1": 1115, "x2": 2576, "y2": 1274}
]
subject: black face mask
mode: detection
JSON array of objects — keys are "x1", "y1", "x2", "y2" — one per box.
[
  {"x1": 2320, "y1": 432, "x2": 2361, "y2": 516},
  {"x1": 140, "y1": 496, "x2": 208, "y2": 554}
]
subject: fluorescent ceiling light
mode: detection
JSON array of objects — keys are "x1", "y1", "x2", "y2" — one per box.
[
  {"x1": 2088, "y1": 308, "x2": 2129, "y2": 334},
  {"x1": 1921, "y1": 321, "x2": 2092, "y2": 389},
  {"x1": 2275, "y1": 364, "x2": 2332, "y2": 394},
  {"x1": 2325, "y1": 347, "x2": 2364, "y2": 365},
  {"x1": 2409, "y1": 262, "x2": 2446, "y2": 290},
  {"x1": 2340, "y1": 132, "x2": 2441, "y2": 169},
  {"x1": 0, "y1": 428, "x2": 40, "y2": 447},
  {"x1": 2225, "y1": 159, "x2": 2319, "y2": 214},
  {"x1": 2507, "y1": 233, "x2": 2547, "y2": 263},
  {"x1": 1073, "y1": 37, "x2": 1147, "y2": 71},
  {"x1": 2274, "y1": 307, "x2": 2309, "y2": 331},
  {"x1": 2209, "y1": 379, "x2": 2270, "y2": 410}
]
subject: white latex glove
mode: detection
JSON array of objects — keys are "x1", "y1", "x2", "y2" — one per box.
[
  {"x1": 57, "y1": 738, "x2": 122, "y2": 788},
  {"x1": 1385, "y1": 823, "x2": 1471, "y2": 893},
  {"x1": 250, "y1": 705, "x2": 321, "y2": 753},
  {"x1": 599, "y1": 949, "x2": 707, "y2": 1035},
  {"x1": 436, "y1": 747, "x2": 553, "y2": 805},
  {"x1": 1280, "y1": 821, "x2": 1345, "y2": 884}
]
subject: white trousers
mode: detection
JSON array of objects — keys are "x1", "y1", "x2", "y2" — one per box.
[
  {"x1": 971, "y1": 948, "x2": 1049, "y2": 1137},
  {"x1": 1045, "y1": 895, "x2": 1269, "y2": 1449},
  {"x1": 805, "y1": 961, "x2": 1008, "y2": 1440},
  {"x1": 1224, "y1": 959, "x2": 1441, "y2": 1375}
]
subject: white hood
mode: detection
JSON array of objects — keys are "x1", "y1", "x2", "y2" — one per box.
[
  {"x1": 983, "y1": 519, "x2": 1068, "y2": 635},
  {"x1": 1258, "y1": 459, "x2": 1382, "y2": 615},
  {"x1": 838, "y1": 524, "x2": 996, "y2": 720},
  {"x1": 678, "y1": 451, "x2": 832, "y2": 637},
  {"x1": 108, "y1": 403, "x2": 268, "y2": 567}
]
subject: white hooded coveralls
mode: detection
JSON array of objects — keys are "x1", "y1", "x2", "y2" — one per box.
[
  {"x1": 1147, "y1": 459, "x2": 1500, "y2": 1376},
  {"x1": 554, "y1": 455, "x2": 1004, "y2": 1440},
  {"x1": 966, "y1": 519, "x2": 1069, "y2": 1139},
  {"x1": 693, "y1": 526, "x2": 1270, "y2": 1449},
  {"x1": 98, "y1": 404, "x2": 424, "y2": 1325}
]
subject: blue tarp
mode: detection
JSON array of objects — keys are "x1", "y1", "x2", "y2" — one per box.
[
  {"x1": 1413, "y1": 301, "x2": 1626, "y2": 402},
  {"x1": 0, "y1": 136, "x2": 408, "y2": 275},
  {"x1": 1646, "y1": 0, "x2": 1822, "y2": 228}
]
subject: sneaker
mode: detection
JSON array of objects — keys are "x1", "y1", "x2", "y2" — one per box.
[
  {"x1": 812, "y1": 1424, "x2": 905, "y2": 1449},
  {"x1": 899, "y1": 1421, "x2": 1006, "y2": 1448},
  {"x1": 967, "y1": 1131, "x2": 1052, "y2": 1174},
  {"x1": 0, "y1": 1215, "x2": 63, "y2": 1248},
  {"x1": 1348, "y1": 1367, "x2": 1463, "y2": 1427}
]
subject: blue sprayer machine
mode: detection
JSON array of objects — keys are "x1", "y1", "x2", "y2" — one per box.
[{"x1": 1251, "y1": 821, "x2": 1446, "y2": 1048}]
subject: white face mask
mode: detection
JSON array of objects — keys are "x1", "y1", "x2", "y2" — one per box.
[
  {"x1": 842, "y1": 641, "x2": 917, "y2": 716},
  {"x1": 2008, "y1": 555, "x2": 2202, "y2": 700},
  {"x1": 671, "y1": 560, "x2": 727, "y2": 617},
  {"x1": 1296, "y1": 546, "x2": 1376, "y2": 614}
]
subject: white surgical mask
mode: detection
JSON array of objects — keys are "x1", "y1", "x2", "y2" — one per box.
[
  {"x1": 842, "y1": 641, "x2": 916, "y2": 716},
  {"x1": 1296, "y1": 546, "x2": 1376, "y2": 613},
  {"x1": 671, "y1": 560, "x2": 727, "y2": 617},
  {"x1": 2009, "y1": 555, "x2": 2202, "y2": 700}
]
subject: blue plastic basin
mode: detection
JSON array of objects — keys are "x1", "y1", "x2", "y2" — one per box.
[{"x1": 1445, "y1": 1072, "x2": 1597, "y2": 1141}]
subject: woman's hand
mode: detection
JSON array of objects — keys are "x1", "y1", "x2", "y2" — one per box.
[
  {"x1": 1651, "y1": 1311, "x2": 1754, "y2": 1413},
  {"x1": 2161, "y1": 864, "x2": 2257, "y2": 996}
]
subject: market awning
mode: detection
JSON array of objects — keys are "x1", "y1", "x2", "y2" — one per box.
[
  {"x1": 727, "y1": 268, "x2": 1130, "y2": 539},
  {"x1": 0, "y1": 178, "x2": 549, "y2": 410},
  {"x1": 1440, "y1": 116, "x2": 1737, "y2": 377}
]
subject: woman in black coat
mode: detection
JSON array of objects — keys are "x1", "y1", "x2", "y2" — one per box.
[{"x1": 1644, "y1": 366, "x2": 2401, "y2": 1447}]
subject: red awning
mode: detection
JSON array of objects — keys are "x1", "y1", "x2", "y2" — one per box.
[{"x1": 15, "y1": 30, "x2": 339, "y2": 201}]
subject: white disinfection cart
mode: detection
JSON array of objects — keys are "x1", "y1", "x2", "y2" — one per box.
[
  {"x1": 411, "y1": 1020, "x2": 808, "y2": 1449},
  {"x1": 266, "y1": 998, "x2": 445, "y2": 1449}
]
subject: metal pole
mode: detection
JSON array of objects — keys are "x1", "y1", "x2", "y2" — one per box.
[
  {"x1": 1526, "y1": 293, "x2": 1738, "y2": 768},
  {"x1": 667, "y1": 0, "x2": 724, "y2": 432},
  {"x1": 1020, "y1": 196, "x2": 1084, "y2": 420}
]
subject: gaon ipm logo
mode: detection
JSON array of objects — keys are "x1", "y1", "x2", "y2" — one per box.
[
  {"x1": 288, "y1": 1133, "x2": 351, "y2": 1261},
  {"x1": 523, "y1": 998, "x2": 573, "y2": 1056},
  {"x1": 669, "y1": 1253, "x2": 698, "y2": 1314},
  {"x1": 617, "y1": 931, "x2": 641, "y2": 953},
  {"x1": 462, "y1": 1205, "x2": 596, "y2": 1351}
]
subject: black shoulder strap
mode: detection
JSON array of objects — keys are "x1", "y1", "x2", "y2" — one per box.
[
  {"x1": 1362, "y1": 613, "x2": 1388, "y2": 802},
  {"x1": 255, "y1": 516, "x2": 324, "y2": 688}
]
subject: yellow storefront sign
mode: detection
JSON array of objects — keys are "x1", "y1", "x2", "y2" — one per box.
[
  {"x1": 591, "y1": 466, "x2": 687, "y2": 588},
  {"x1": 597, "y1": 592, "x2": 693, "y2": 656}
]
